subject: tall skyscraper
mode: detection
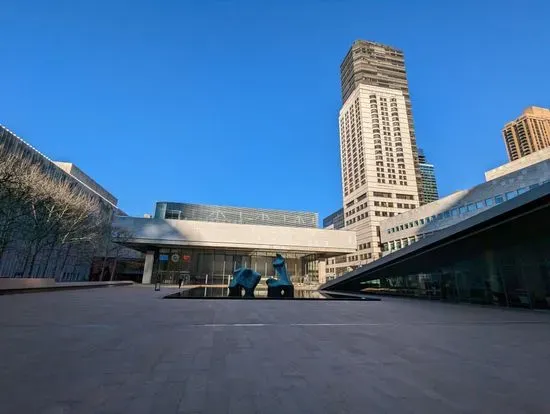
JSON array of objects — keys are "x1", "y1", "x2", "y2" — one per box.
[
  {"x1": 340, "y1": 40, "x2": 422, "y2": 200},
  {"x1": 502, "y1": 106, "x2": 550, "y2": 161},
  {"x1": 418, "y1": 148, "x2": 439, "y2": 203},
  {"x1": 326, "y1": 41, "x2": 423, "y2": 278}
]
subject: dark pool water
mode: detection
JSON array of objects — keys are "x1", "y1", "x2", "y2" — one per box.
[{"x1": 164, "y1": 287, "x2": 380, "y2": 301}]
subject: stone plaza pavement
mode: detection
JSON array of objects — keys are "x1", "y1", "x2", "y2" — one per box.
[{"x1": 1, "y1": 286, "x2": 550, "y2": 413}]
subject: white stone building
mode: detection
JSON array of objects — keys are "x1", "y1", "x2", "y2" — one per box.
[{"x1": 327, "y1": 84, "x2": 420, "y2": 277}]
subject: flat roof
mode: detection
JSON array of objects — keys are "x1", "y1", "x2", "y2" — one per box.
[
  {"x1": 114, "y1": 216, "x2": 356, "y2": 256},
  {"x1": 156, "y1": 201, "x2": 317, "y2": 216}
]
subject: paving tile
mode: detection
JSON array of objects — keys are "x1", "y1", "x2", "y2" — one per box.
[{"x1": 1, "y1": 286, "x2": 550, "y2": 413}]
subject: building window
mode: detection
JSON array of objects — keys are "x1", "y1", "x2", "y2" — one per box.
[
  {"x1": 165, "y1": 210, "x2": 181, "y2": 219},
  {"x1": 373, "y1": 191, "x2": 392, "y2": 198},
  {"x1": 495, "y1": 195, "x2": 505, "y2": 204},
  {"x1": 506, "y1": 190, "x2": 518, "y2": 200}
]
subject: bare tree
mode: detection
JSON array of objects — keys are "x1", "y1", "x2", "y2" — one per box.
[
  {"x1": 107, "y1": 226, "x2": 134, "y2": 281},
  {"x1": 0, "y1": 152, "x2": 42, "y2": 260},
  {"x1": 0, "y1": 144, "x2": 117, "y2": 279}
]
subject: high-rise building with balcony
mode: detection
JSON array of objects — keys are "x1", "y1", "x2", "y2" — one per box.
[
  {"x1": 418, "y1": 148, "x2": 439, "y2": 203},
  {"x1": 502, "y1": 106, "x2": 550, "y2": 161}
]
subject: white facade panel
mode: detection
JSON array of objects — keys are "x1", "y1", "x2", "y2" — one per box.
[{"x1": 114, "y1": 217, "x2": 356, "y2": 255}]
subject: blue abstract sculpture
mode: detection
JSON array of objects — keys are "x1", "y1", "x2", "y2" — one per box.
[
  {"x1": 228, "y1": 268, "x2": 261, "y2": 298},
  {"x1": 266, "y1": 254, "x2": 294, "y2": 298}
]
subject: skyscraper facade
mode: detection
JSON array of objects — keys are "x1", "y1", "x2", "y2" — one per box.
[
  {"x1": 418, "y1": 148, "x2": 439, "y2": 203},
  {"x1": 326, "y1": 40, "x2": 422, "y2": 278},
  {"x1": 502, "y1": 106, "x2": 550, "y2": 161},
  {"x1": 326, "y1": 83, "x2": 420, "y2": 277},
  {"x1": 340, "y1": 40, "x2": 422, "y2": 200}
]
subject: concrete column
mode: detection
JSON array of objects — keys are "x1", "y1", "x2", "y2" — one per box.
[
  {"x1": 318, "y1": 260, "x2": 327, "y2": 285},
  {"x1": 142, "y1": 251, "x2": 155, "y2": 284}
]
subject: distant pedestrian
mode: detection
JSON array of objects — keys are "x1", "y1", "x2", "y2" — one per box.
[{"x1": 178, "y1": 275, "x2": 183, "y2": 289}]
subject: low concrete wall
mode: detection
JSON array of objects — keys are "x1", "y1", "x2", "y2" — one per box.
[
  {"x1": 0, "y1": 278, "x2": 56, "y2": 290},
  {"x1": 0, "y1": 279, "x2": 133, "y2": 294}
]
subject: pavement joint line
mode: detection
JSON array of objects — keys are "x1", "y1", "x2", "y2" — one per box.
[{"x1": 195, "y1": 321, "x2": 549, "y2": 327}]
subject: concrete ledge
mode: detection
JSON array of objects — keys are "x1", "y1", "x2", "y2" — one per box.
[
  {"x1": 0, "y1": 278, "x2": 57, "y2": 290},
  {"x1": 0, "y1": 280, "x2": 134, "y2": 295}
]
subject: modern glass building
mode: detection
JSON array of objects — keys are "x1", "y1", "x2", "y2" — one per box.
[
  {"x1": 418, "y1": 148, "x2": 439, "y2": 203},
  {"x1": 323, "y1": 208, "x2": 344, "y2": 229},
  {"x1": 155, "y1": 202, "x2": 318, "y2": 229},
  {"x1": 114, "y1": 213, "x2": 355, "y2": 285},
  {"x1": 321, "y1": 182, "x2": 550, "y2": 309}
]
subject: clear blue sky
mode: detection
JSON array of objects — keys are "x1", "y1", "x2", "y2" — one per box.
[{"x1": 2, "y1": 0, "x2": 549, "y2": 220}]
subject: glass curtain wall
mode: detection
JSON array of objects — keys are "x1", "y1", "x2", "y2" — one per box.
[
  {"x1": 360, "y1": 203, "x2": 550, "y2": 309},
  {"x1": 153, "y1": 249, "x2": 320, "y2": 286}
]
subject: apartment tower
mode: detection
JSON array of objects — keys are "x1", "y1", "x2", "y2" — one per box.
[
  {"x1": 327, "y1": 40, "x2": 420, "y2": 277},
  {"x1": 502, "y1": 106, "x2": 550, "y2": 161}
]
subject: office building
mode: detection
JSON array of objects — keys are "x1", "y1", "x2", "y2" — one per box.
[
  {"x1": 327, "y1": 41, "x2": 423, "y2": 277},
  {"x1": 323, "y1": 208, "x2": 344, "y2": 229},
  {"x1": 502, "y1": 106, "x2": 550, "y2": 161},
  {"x1": 326, "y1": 83, "x2": 420, "y2": 277},
  {"x1": 418, "y1": 148, "x2": 439, "y2": 203},
  {"x1": 54, "y1": 162, "x2": 118, "y2": 206},
  {"x1": 0, "y1": 124, "x2": 121, "y2": 280},
  {"x1": 340, "y1": 40, "x2": 422, "y2": 197},
  {"x1": 321, "y1": 181, "x2": 550, "y2": 310},
  {"x1": 379, "y1": 155, "x2": 550, "y2": 255},
  {"x1": 154, "y1": 202, "x2": 318, "y2": 228},
  {"x1": 114, "y1": 210, "x2": 356, "y2": 285}
]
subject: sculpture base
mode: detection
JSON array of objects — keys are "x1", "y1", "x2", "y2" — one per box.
[
  {"x1": 228, "y1": 286, "x2": 255, "y2": 298},
  {"x1": 267, "y1": 285, "x2": 294, "y2": 298}
]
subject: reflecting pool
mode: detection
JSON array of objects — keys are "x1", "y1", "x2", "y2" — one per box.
[{"x1": 164, "y1": 287, "x2": 379, "y2": 301}]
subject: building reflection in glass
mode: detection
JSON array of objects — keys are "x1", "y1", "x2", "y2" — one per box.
[{"x1": 345, "y1": 196, "x2": 550, "y2": 309}]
